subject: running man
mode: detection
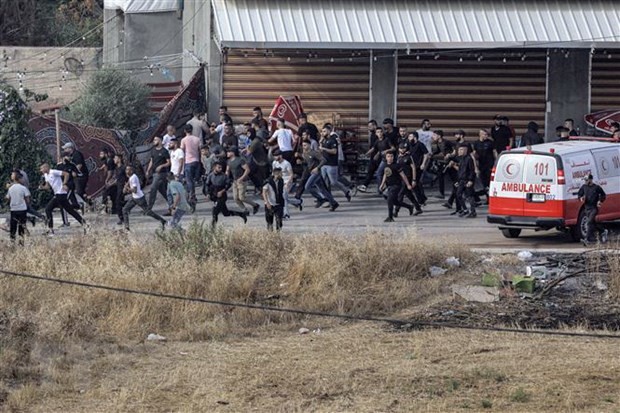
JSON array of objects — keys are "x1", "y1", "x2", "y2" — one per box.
[{"x1": 122, "y1": 165, "x2": 167, "y2": 231}]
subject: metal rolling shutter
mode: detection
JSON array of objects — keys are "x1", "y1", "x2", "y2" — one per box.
[
  {"x1": 397, "y1": 52, "x2": 547, "y2": 138},
  {"x1": 591, "y1": 54, "x2": 620, "y2": 112},
  {"x1": 222, "y1": 50, "x2": 369, "y2": 130}
]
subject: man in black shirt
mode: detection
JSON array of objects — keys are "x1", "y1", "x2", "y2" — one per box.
[
  {"x1": 62, "y1": 142, "x2": 89, "y2": 201},
  {"x1": 146, "y1": 136, "x2": 171, "y2": 213},
  {"x1": 205, "y1": 161, "x2": 248, "y2": 227},
  {"x1": 367, "y1": 120, "x2": 378, "y2": 148},
  {"x1": 221, "y1": 123, "x2": 238, "y2": 150},
  {"x1": 473, "y1": 128, "x2": 497, "y2": 202},
  {"x1": 319, "y1": 123, "x2": 351, "y2": 202},
  {"x1": 99, "y1": 148, "x2": 118, "y2": 214},
  {"x1": 578, "y1": 174, "x2": 608, "y2": 245},
  {"x1": 383, "y1": 118, "x2": 399, "y2": 147},
  {"x1": 452, "y1": 144, "x2": 477, "y2": 218},
  {"x1": 491, "y1": 115, "x2": 513, "y2": 152},
  {"x1": 407, "y1": 132, "x2": 429, "y2": 205},
  {"x1": 430, "y1": 130, "x2": 454, "y2": 198},
  {"x1": 358, "y1": 127, "x2": 394, "y2": 193},
  {"x1": 556, "y1": 126, "x2": 570, "y2": 142},
  {"x1": 251, "y1": 107, "x2": 269, "y2": 130},
  {"x1": 394, "y1": 143, "x2": 422, "y2": 217},
  {"x1": 113, "y1": 154, "x2": 128, "y2": 226},
  {"x1": 564, "y1": 118, "x2": 579, "y2": 136},
  {"x1": 380, "y1": 151, "x2": 414, "y2": 222},
  {"x1": 297, "y1": 113, "x2": 319, "y2": 142}
]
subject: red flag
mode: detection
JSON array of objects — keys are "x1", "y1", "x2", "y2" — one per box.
[{"x1": 268, "y1": 95, "x2": 304, "y2": 133}]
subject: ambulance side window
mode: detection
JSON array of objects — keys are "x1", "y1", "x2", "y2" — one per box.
[{"x1": 592, "y1": 149, "x2": 620, "y2": 179}]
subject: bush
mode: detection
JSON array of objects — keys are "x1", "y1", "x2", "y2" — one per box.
[
  {"x1": 0, "y1": 84, "x2": 50, "y2": 208},
  {"x1": 67, "y1": 69, "x2": 151, "y2": 131}
]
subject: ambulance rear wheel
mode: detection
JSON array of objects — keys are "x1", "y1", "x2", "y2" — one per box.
[
  {"x1": 501, "y1": 228, "x2": 522, "y2": 238},
  {"x1": 570, "y1": 209, "x2": 587, "y2": 242}
]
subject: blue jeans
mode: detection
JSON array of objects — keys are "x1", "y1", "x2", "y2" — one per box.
[
  {"x1": 170, "y1": 208, "x2": 186, "y2": 228},
  {"x1": 305, "y1": 172, "x2": 336, "y2": 206},
  {"x1": 321, "y1": 165, "x2": 349, "y2": 196},
  {"x1": 184, "y1": 162, "x2": 200, "y2": 201}
]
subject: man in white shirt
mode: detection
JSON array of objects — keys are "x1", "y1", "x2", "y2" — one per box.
[
  {"x1": 39, "y1": 162, "x2": 88, "y2": 236},
  {"x1": 121, "y1": 165, "x2": 167, "y2": 231},
  {"x1": 416, "y1": 119, "x2": 434, "y2": 153},
  {"x1": 5, "y1": 170, "x2": 30, "y2": 244},
  {"x1": 162, "y1": 125, "x2": 176, "y2": 151},
  {"x1": 169, "y1": 138, "x2": 185, "y2": 179},
  {"x1": 272, "y1": 149, "x2": 302, "y2": 218}
]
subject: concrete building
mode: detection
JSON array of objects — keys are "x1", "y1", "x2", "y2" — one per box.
[{"x1": 103, "y1": 0, "x2": 620, "y2": 139}]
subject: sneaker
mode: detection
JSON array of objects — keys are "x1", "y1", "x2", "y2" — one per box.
[
  {"x1": 394, "y1": 208, "x2": 399, "y2": 218},
  {"x1": 242, "y1": 212, "x2": 248, "y2": 224},
  {"x1": 414, "y1": 209, "x2": 423, "y2": 216},
  {"x1": 284, "y1": 214, "x2": 290, "y2": 220},
  {"x1": 450, "y1": 210, "x2": 462, "y2": 216},
  {"x1": 345, "y1": 191, "x2": 352, "y2": 202},
  {"x1": 466, "y1": 212, "x2": 477, "y2": 218},
  {"x1": 408, "y1": 206, "x2": 414, "y2": 216},
  {"x1": 160, "y1": 221, "x2": 166, "y2": 231},
  {"x1": 298, "y1": 198, "x2": 303, "y2": 212},
  {"x1": 350, "y1": 186, "x2": 358, "y2": 197},
  {"x1": 441, "y1": 202, "x2": 452, "y2": 209},
  {"x1": 60, "y1": 223, "x2": 70, "y2": 228},
  {"x1": 29, "y1": 217, "x2": 36, "y2": 227},
  {"x1": 601, "y1": 229, "x2": 609, "y2": 244},
  {"x1": 45, "y1": 230, "x2": 55, "y2": 237},
  {"x1": 357, "y1": 185, "x2": 368, "y2": 193},
  {"x1": 384, "y1": 217, "x2": 394, "y2": 222},
  {"x1": 329, "y1": 202, "x2": 340, "y2": 212},
  {"x1": 315, "y1": 200, "x2": 326, "y2": 208},
  {"x1": 163, "y1": 210, "x2": 173, "y2": 217},
  {"x1": 253, "y1": 204, "x2": 260, "y2": 215},
  {"x1": 458, "y1": 210, "x2": 469, "y2": 217},
  {"x1": 190, "y1": 203, "x2": 196, "y2": 214}
]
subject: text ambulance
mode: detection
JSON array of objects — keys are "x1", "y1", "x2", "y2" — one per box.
[{"x1": 487, "y1": 140, "x2": 620, "y2": 240}]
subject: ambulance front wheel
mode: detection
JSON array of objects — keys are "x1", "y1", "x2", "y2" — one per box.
[{"x1": 501, "y1": 228, "x2": 522, "y2": 238}]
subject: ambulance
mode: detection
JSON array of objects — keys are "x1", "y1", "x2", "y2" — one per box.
[{"x1": 487, "y1": 140, "x2": 620, "y2": 241}]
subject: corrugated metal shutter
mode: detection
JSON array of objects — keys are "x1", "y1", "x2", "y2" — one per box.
[
  {"x1": 222, "y1": 50, "x2": 369, "y2": 130},
  {"x1": 397, "y1": 52, "x2": 547, "y2": 138},
  {"x1": 591, "y1": 54, "x2": 620, "y2": 112}
]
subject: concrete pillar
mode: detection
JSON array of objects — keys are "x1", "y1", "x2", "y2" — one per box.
[
  {"x1": 181, "y1": 0, "x2": 211, "y2": 84},
  {"x1": 206, "y1": 38, "x2": 223, "y2": 123},
  {"x1": 102, "y1": 9, "x2": 124, "y2": 65},
  {"x1": 545, "y1": 49, "x2": 591, "y2": 139},
  {"x1": 369, "y1": 50, "x2": 398, "y2": 123}
]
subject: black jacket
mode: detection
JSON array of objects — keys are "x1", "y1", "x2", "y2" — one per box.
[{"x1": 457, "y1": 155, "x2": 476, "y2": 182}]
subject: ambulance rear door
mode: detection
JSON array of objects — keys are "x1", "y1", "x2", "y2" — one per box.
[
  {"x1": 521, "y1": 154, "x2": 561, "y2": 217},
  {"x1": 490, "y1": 153, "x2": 526, "y2": 216}
]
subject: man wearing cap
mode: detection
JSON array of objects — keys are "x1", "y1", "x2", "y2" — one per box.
[
  {"x1": 62, "y1": 142, "x2": 89, "y2": 203},
  {"x1": 146, "y1": 136, "x2": 172, "y2": 214},
  {"x1": 227, "y1": 146, "x2": 260, "y2": 215},
  {"x1": 204, "y1": 161, "x2": 248, "y2": 227},
  {"x1": 181, "y1": 124, "x2": 202, "y2": 212},
  {"x1": 39, "y1": 162, "x2": 89, "y2": 236},
  {"x1": 578, "y1": 174, "x2": 608, "y2": 245},
  {"x1": 262, "y1": 167, "x2": 285, "y2": 231}
]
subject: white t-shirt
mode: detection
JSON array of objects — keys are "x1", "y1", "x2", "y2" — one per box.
[
  {"x1": 7, "y1": 183, "x2": 30, "y2": 211},
  {"x1": 162, "y1": 134, "x2": 175, "y2": 150},
  {"x1": 128, "y1": 173, "x2": 144, "y2": 199},
  {"x1": 44, "y1": 169, "x2": 66, "y2": 195},
  {"x1": 417, "y1": 129, "x2": 434, "y2": 153},
  {"x1": 272, "y1": 159, "x2": 293, "y2": 185},
  {"x1": 170, "y1": 148, "x2": 185, "y2": 176},
  {"x1": 272, "y1": 129, "x2": 294, "y2": 152}
]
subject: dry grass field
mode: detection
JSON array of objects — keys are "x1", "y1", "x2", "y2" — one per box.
[{"x1": 1, "y1": 225, "x2": 619, "y2": 412}]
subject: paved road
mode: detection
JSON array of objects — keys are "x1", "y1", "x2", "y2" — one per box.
[{"x1": 9, "y1": 187, "x2": 617, "y2": 252}]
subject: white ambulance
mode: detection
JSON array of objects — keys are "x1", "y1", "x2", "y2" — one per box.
[{"x1": 487, "y1": 140, "x2": 620, "y2": 240}]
